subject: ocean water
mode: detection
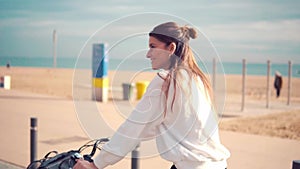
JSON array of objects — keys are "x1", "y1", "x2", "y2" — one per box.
[{"x1": 1, "y1": 56, "x2": 300, "y2": 78}]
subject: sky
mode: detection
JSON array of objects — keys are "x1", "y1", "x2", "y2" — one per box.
[{"x1": 0, "y1": 0, "x2": 300, "y2": 63}]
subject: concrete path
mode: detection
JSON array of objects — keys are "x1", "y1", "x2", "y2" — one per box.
[{"x1": 0, "y1": 89, "x2": 299, "y2": 169}]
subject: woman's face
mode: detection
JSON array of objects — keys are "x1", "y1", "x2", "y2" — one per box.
[{"x1": 146, "y1": 36, "x2": 172, "y2": 70}]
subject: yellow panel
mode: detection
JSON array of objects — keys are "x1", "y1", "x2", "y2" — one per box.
[{"x1": 92, "y1": 78, "x2": 109, "y2": 88}]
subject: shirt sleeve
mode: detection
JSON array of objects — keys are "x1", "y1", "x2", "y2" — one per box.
[{"x1": 94, "y1": 75, "x2": 165, "y2": 169}]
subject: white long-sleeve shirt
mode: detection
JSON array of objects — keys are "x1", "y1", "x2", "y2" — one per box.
[{"x1": 94, "y1": 70, "x2": 230, "y2": 169}]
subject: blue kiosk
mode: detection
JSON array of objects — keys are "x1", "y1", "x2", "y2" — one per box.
[{"x1": 92, "y1": 43, "x2": 109, "y2": 102}]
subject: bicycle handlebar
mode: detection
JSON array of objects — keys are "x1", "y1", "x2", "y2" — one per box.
[{"x1": 26, "y1": 137, "x2": 109, "y2": 169}]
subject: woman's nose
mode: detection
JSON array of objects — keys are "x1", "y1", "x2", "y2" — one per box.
[{"x1": 146, "y1": 49, "x2": 152, "y2": 58}]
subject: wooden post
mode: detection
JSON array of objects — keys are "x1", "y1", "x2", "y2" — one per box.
[
  {"x1": 212, "y1": 58, "x2": 216, "y2": 92},
  {"x1": 266, "y1": 60, "x2": 271, "y2": 108},
  {"x1": 241, "y1": 59, "x2": 246, "y2": 112},
  {"x1": 53, "y1": 30, "x2": 57, "y2": 68},
  {"x1": 287, "y1": 60, "x2": 292, "y2": 105}
]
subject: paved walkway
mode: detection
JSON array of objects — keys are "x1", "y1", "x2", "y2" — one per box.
[
  {"x1": 0, "y1": 160, "x2": 23, "y2": 169},
  {"x1": 0, "y1": 89, "x2": 300, "y2": 169}
]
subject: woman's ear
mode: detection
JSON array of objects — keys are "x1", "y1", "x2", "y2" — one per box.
[{"x1": 168, "y1": 42, "x2": 176, "y2": 54}]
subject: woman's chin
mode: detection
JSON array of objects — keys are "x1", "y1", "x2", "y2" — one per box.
[{"x1": 151, "y1": 65, "x2": 158, "y2": 70}]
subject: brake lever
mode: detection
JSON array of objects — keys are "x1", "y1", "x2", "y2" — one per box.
[
  {"x1": 77, "y1": 138, "x2": 109, "y2": 163},
  {"x1": 83, "y1": 154, "x2": 94, "y2": 162}
]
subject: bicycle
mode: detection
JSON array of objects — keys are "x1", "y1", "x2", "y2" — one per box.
[{"x1": 26, "y1": 138, "x2": 109, "y2": 169}]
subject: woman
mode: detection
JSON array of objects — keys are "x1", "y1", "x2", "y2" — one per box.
[{"x1": 74, "y1": 22, "x2": 230, "y2": 169}]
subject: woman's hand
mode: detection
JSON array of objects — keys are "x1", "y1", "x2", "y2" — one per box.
[{"x1": 73, "y1": 159, "x2": 99, "y2": 169}]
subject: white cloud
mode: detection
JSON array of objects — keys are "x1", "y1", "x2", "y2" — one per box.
[
  {"x1": 204, "y1": 19, "x2": 300, "y2": 43},
  {"x1": 1, "y1": 0, "x2": 299, "y2": 62},
  {"x1": 198, "y1": 19, "x2": 300, "y2": 63}
]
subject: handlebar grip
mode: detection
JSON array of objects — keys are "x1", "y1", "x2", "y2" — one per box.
[{"x1": 99, "y1": 138, "x2": 110, "y2": 143}]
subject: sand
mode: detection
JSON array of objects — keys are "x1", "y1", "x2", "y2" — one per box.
[
  {"x1": 220, "y1": 110, "x2": 300, "y2": 141},
  {"x1": 1, "y1": 66, "x2": 300, "y2": 169},
  {"x1": 1, "y1": 66, "x2": 300, "y2": 142},
  {"x1": 2, "y1": 67, "x2": 300, "y2": 99}
]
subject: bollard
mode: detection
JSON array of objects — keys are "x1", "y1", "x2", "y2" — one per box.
[
  {"x1": 30, "y1": 117, "x2": 38, "y2": 164},
  {"x1": 293, "y1": 160, "x2": 300, "y2": 169},
  {"x1": 131, "y1": 144, "x2": 140, "y2": 169}
]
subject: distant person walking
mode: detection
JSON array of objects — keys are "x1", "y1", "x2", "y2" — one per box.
[
  {"x1": 274, "y1": 71, "x2": 283, "y2": 98},
  {"x1": 6, "y1": 61, "x2": 10, "y2": 69}
]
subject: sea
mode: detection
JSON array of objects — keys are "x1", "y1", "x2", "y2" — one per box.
[{"x1": 1, "y1": 56, "x2": 300, "y2": 78}]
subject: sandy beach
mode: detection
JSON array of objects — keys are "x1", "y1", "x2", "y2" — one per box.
[
  {"x1": 1, "y1": 66, "x2": 300, "y2": 140},
  {"x1": 1, "y1": 66, "x2": 300, "y2": 169},
  {"x1": 2, "y1": 67, "x2": 300, "y2": 99}
]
